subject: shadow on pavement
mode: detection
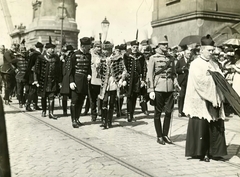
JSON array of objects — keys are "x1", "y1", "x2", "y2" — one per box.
[{"x1": 171, "y1": 133, "x2": 187, "y2": 142}]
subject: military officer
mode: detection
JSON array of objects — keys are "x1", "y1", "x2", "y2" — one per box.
[
  {"x1": 147, "y1": 36, "x2": 180, "y2": 145},
  {"x1": 34, "y1": 40, "x2": 61, "y2": 119},
  {"x1": 69, "y1": 37, "x2": 92, "y2": 128},
  {"x1": 123, "y1": 40, "x2": 146, "y2": 122}
]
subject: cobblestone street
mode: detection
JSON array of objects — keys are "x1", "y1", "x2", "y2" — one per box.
[{"x1": 3, "y1": 97, "x2": 240, "y2": 177}]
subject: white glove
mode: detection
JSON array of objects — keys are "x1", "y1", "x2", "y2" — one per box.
[
  {"x1": 70, "y1": 82, "x2": 76, "y2": 90},
  {"x1": 87, "y1": 75, "x2": 91, "y2": 81},
  {"x1": 118, "y1": 79, "x2": 123, "y2": 87},
  {"x1": 122, "y1": 81, "x2": 127, "y2": 87},
  {"x1": 175, "y1": 83, "x2": 181, "y2": 92},
  {"x1": 149, "y1": 92, "x2": 155, "y2": 100},
  {"x1": 141, "y1": 81, "x2": 145, "y2": 88},
  {"x1": 32, "y1": 81, "x2": 40, "y2": 87}
]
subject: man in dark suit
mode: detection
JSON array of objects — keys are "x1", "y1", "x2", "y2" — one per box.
[
  {"x1": 176, "y1": 46, "x2": 191, "y2": 117},
  {"x1": 0, "y1": 44, "x2": 18, "y2": 105},
  {"x1": 69, "y1": 37, "x2": 92, "y2": 128}
]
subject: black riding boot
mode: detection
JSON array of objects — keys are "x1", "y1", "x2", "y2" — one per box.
[
  {"x1": 62, "y1": 99, "x2": 68, "y2": 116},
  {"x1": 25, "y1": 100, "x2": 33, "y2": 111},
  {"x1": 108, "y1": 109, "x2": 114, "y2": 128},
  {"x1": 70, "y1": 104, "x2": 79, "y2": 128},
  {"x1": 102, "y1": 109, "x2": 108, "y2": 129},
  {"x1": 41, "y1": 98, "x2": 47, "y2": 117},
  {"x1": 49, "y1": 99, "x2": 58, "y2": 120}
]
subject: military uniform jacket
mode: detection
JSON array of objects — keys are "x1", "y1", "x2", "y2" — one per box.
[
  {"x1": 15, "y1": 53, "x2": 28, "y2": 82},
  {"x1": 147, "y1": 52, "x2": 177, "y2": 93},
  {"x1": 98, "y1": 54, "x2": 126, "y2": 99},
  {"x1": 69, "y1": 50, "x2": 91, "y2": 95},
  {"x1": 60, "y1": 52, "x2": 73, "y2": 95},
  {"x1": 34, "y1": 51, "x2": 61, "y2": 97},
  {"x1": 123, "y1": 52, "x2": 146, "y2": 97}
]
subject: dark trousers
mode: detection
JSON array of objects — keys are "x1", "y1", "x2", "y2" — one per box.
[
  {"x1": 127, "y1": 92, "x2": 138, "y2": 116},
  {"x1": 41, "y1": 92, "x2": 55, "y2": 113},
  {"x1": 16, "y1": 81, "x2": 25, "y2": 104},
  {"x1": 1, "y1": 73, "x2": 12, "y2": 101},
  {"x1": 178, "y1": 85, "x2": 186, "y2": 114},
  {"x1": 154, "y1": 91, "x2": 174, "y2": 138},
  {"x1": 71, "y1": 91, "x2": 86, "y2": 119},
  {"x1": 90, "y1": 84, "x2": 101, "y2": 117},
  {"x1": 102, "y1": 90, "x2": 116, "y2": 110},
  {"x1": 0, "y1": 73, "x2": 3, "y2": 91}
]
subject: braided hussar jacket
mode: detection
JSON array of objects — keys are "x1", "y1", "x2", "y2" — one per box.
[
  {"x1": 69, "y1": 50, "x2": 91, "y2": 95},
  {"x1": 15, "y1": 52, "x2": 28, "y2": 82},
  {"x1": 34, "y1": 51, "x2": 61, "y2": 97},
  {"x1": 98, "y1": 54, "x2": 126, "y2": 99},
  {"x1": 123, "y1": 52, "x2": 146, "y2": 97}
]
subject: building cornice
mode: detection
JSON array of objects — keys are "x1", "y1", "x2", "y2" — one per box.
[{"x1": 152, "y1": 11, "x2": 240, "y2": 27}]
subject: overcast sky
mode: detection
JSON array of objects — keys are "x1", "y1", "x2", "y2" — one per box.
[{"x1": 0, "y1": 0, "x2": 153, "y2": 48}]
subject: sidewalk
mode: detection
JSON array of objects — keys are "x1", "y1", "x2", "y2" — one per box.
[{"x1": 3, "y1": 97, "x2": 240, "y2": 177}]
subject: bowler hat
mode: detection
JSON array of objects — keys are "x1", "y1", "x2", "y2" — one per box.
[
  {"x1": 35, "y1": 42, "x2": 44, "y2": 48},
  {"x1": 201, "y1": 34, "x2": 215, "y2": 46},
  {"x1": 80, "y1": 37, "x2": 91, "y2": 45}
]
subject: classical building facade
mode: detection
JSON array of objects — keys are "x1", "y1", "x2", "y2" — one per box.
[
  {"x1": 11, "y1": 0, "x2": 79, "y2": 50},
  {"x1": 151, "y1": 0, "x2": 240, "y2": 46}
]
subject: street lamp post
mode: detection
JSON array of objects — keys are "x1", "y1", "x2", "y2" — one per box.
[{"x1": 101, "y1": 17, "x2": 110, "y2": 42}]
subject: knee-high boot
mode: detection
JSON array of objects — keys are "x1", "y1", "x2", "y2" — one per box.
[
  {"x1": 41, "y1": 98, "x2": 47, "y2": 117},
  {"x1": 49, "y1": 99, "x2": 58, "y2": 119},
  {"x1": 62, "y1": 99, "x2": 68, "y2": 116},
  {"x1": 108, "y1": 109, "x2": 114, "y2": 128},
  {"x1": 70, "y1": 104, "x2": 79, "y2": 128},
  {"x1": 102, "y1": 108, "x2": 108, "y2": 129}
]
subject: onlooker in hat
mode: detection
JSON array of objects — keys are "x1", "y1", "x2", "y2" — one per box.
[
  {"x1": 176, "y1": 46, "x2": 192, "y2": 117},
  {"x1": 24, "y1": 42, "x2": 44, "y2": 111},
  {"x1": 147, "y1": 35, "x2": 180, "y2": 145},
  {"x1": 69, "y1": 37, "x2": 92, "y2": 128},
  {"x1": 34, "y1": 39, "x2": 61, "y2": 119},
  {"x1": 184, "y1": 34, "x2": 227, "y2": 162},
  {"x1": 123, "y1": 40, "x2": 146, "y2": 122},
  {"x1": 60, "y1": 45, "x2": 75, "y2": 116}
]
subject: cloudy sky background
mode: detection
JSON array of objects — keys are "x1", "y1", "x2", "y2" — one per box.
[{"x1": 0, "y1": 0, "x2": 153, "y2": 48}]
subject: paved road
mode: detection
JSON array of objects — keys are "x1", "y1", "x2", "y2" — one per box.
[{"x1": 3, "y1": 97, "x2": 240, "y2": 177}]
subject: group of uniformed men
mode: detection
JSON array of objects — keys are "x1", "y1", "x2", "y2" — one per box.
[{"x1": 0, "y1": 35, "x2": 195, "y2": 145}]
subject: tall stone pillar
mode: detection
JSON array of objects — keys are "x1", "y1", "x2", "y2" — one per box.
[{"x1": 24, "y1": 0, "x2": 79, "y2": 50}]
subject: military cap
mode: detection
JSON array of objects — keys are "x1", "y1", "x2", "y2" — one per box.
[
  {"x1": 115, "y1": 45, "x2": 121, "y2": 50},
  {"x1": 102, "y1": 41, "x2": 114, "y2": 50},
  {"x1": 35, "y1": 42, "x2": 44, "y2": 48},
  {"x1": 130, "y1": 40, "x2": 139, "y2": 46},
  {"x1": 201, "y1": 34, "x2": 215, "y2": 46},
  {"x1": 119, "y1": 44, "x2": 127, "y2": 50},
  {"x1": 158, "y1": 35, "x2": 168, "y2": 44},
  {"x1": 93, "y1": 41, "x2": 101, "y2": 48},
  {"x1": 80, "y1": 37, "x2": 91, "y2": 45}
]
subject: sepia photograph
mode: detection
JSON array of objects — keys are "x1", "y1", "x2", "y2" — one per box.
[{"x1": 0, "y1": 0, "x2": 240, "y2": 176}]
